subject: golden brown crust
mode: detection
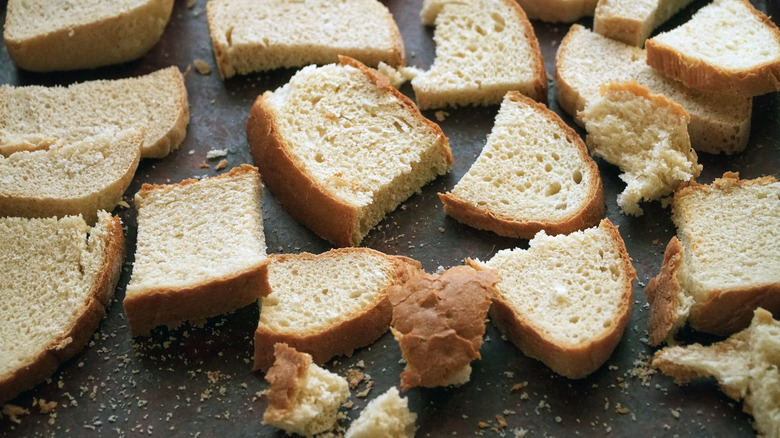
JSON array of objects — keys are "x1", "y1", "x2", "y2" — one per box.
[
  {"x1": 263, "y1": 343, "x2": 311, "y2": 423},
  {"x1": 554, "y1": 25, "x2": 590, "y2": 127},
  {"x1": 593, "y1": 13, "x2": 648, "y2": 47},
  {"x1": 646, "y1": 237, "x2": 686, "y2": 346},
  {"x1": 597, "y1": 81, "x2": 691, "y2": 122},
  {"x1": 144, "y1": 67, "x2": 190, "y2": 159},
  {"x1": 515, "y1": 0, "x2": 597, "y2": 23},
  {"x1": 502, "y1": 0, "x2": 548, "y2": 103}
]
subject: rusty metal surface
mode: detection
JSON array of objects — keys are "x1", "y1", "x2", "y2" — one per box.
[{"x1": 1, "y1": 0, "x2": 778, "y2": 436}]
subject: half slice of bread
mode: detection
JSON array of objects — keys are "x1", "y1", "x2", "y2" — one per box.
[
  {"x1": 0, "y1": 212, "x2": 124, "y2": 404},
  {"x1": 4, "y1": 0, "x2": 173, "y2": 72},
  {"x1": 653, "y1": 308, "x2": 780, "y2": 438},
  {"x1": 0, "y1": 66, "x2": 189, "y2": 159},
  {"x1": 594, "y1": 0, "x2": 695, "y2": 47},
  {"x1": 439, "y1": 91, "x2": 603, "y2": 238},
  {"x1": 646, "y1": 0, "x2": 780, "y2": 97},
  {"x1": 646, "y1": 173, "x2": 780, "y2": 343},
  {"x1": 247, "y1": 56, "x2": 453, "y2": 247},
  {"x1": 345, "y1": 387, "x2": 417, "y2": 438},
  {"x1": 556, "y1": 24, "x2": 752, "y2": 155},
  {"x1": 513, "y1": 0, "x2": 597, "y2": 23},
  {"x1": 253, "y1": 248, "x2": 421, "y2": 371},
  {"x1": 411, "y1": 0, "x2": 547, "y2": 109},
  {"x1": 0, "y1": 129, "x2": 143, "y2": 224},
  {"x1": 581, "y1": 82, "x2": 701, "y2": 216},
  {"x1": 470, "y1": 219, "x2": 636, "y2": 379},
  {"x1": 206, "y1": 0, "x2": 405, "y2": 79},
  {"x1": 124, "y1": 165, "x2": 270, "y2": 336}
]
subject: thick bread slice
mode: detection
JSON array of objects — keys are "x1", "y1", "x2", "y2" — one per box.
[
  {"x1": 513, "y1": 0, "x2": 597, "y2": 23},
  {"x1": 4, "y1": 0, "x2": 173, "y2": 72},
  {"x1": 412, "y1": 0, "x2": 547, "y2": 109},
  {"x1": 594, "y1": 0, "x2": 695, "y2": 47},
  {"x1": 0, "y1": 129, "x2": 143, "y2": 225},
  {"x1": 556, "y1": 24, "x2": 752, "y2": 155},
  {"x1": 0, "y1": 212, "x2": 124, "y2": 404},
  {"x1": 646, "y1": 173, "x2": 780, "y2": 342},
  {"x1": 345, "y1": 387, "x2": 417, "y2": 438},
  {"x1": 439, "y1": 91, "x2": 604, "y2": 238},
  {"x1": 206, "y1": 0, "x2": 405, "y2": 79},
  {"x1": 253, "y1": 248, "x2": 421, "y2": 371},
  {"x1": 646, "y1": 0, "x2": 780, "y2": 97},
  {"x1": 247, "y1": 56, "x2": 453, "y2": 247},
  {"x1": 580, "y1": 82, "x2": 701, "y2": 216},
  {"x1": 471, "y1": 219, "x2": 636, "y2": 379},
  {"x1": 652, "y1": 308, "x2": 780, "y2": 438},
  {"x1": 124, "y1": 165, "x2": 270, "y2": 336},
  {"x1": 0, "y1": 67, "x2": 189, "y2": 159}
]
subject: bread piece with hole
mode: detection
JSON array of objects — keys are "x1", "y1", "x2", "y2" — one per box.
[
  {"x1": 345, "y1": 387, "x2": 417, "y2": 438},
  {"x1": 594, "y1": 0, "x2": 695, "y2": 47},
  {"x1": 439, "y1": 91, "x2": 604, "y2": 238},
  {"x1": 513, "y1": 0, "x2": 597, "y2": 23}
]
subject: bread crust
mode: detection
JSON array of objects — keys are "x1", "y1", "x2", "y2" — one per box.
[
  {"x1": 645, "y1": 236, "x2": 686, "y2": 346},
  {"x1": 515, "y1": 0, "x2": 597, "y2": 23},
  {"x1": 263, "y1": 343, "x2": 311, "y2": 421},
  {"x1": 144, "y1": 67, "x2": 190, "y2": 159}
]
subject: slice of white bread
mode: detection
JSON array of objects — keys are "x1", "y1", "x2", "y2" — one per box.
[
  {"x1": 206, "y1": 0, "x2": 405, "y2": 79},
  {"x1": 594, "y1": 0, "x2": 695, "y2": 47},
  {"x1": 555, "y1": 24, "x2": 753, "y2": 155},
  {"x1": 646, "y1": 0, "x2": 780, "y2": 97},
  {"x1": 470, "y1": 219, "x2": 636, "y2": 379},
  {"x1": 263, "y1": 343, "x2": 350, "y2": 437},
  {"x1": 652, "y1": 308, "x2": 780, "y2": 438},
  {"x1": 0, "y1": 129, "x2": 143, "y2": 225},
  {"x1": 439, "y1": 91, "x2": 604, "y2": 238},
  {"x1": 247, "y1": 56, "x2": 453, "y2": 247},
  {"x1": 124, "y1": 165, "x2": 270, "y2": 336},
  {"x1": 253, "y1": 248, "x2": 421, "y2": 371},
  {"x1": 345, "y1": 387, "x2": 417, "y2": 438},
  {"x1": 0, "y1": 66, "x2": 189, "y2": 159},
  {"x1": 646, "y1": 173, "x2": 780, "y2": 344},
  {"x1": 3, "y1": 0, "x2": 173, "y2": 72},
  {"x1": 388, "y1": 265, "x2": 499, "y2": 391},
  {"x1": 0, "y1": 212, "x2": 124, "y2": 404},
  {"x1": 513, "y1": 0, "x2": 597, "y2": 23},
  {"x1": 411, "y1": 0, "x2": 547, "y2": 109},
  {"x1": 580, "y1": 82, "x2": 701, "y2": 216}
]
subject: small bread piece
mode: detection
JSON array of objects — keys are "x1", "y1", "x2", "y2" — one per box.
[
  {"x1": 581, "y1": 82, "x2": 701, "y2": 216},
  {"x1": 206, "y1": 0, "x2": 405, "y2": 79},
  {"x1": 247, "y1": 56, "x2": 452, "y2": 247},
  {"x1": 388, "y1": 265, "x2": 499, "y2": 391},
  {"x1": 4, "y1": 0, "x2": 173, "y2": 72},
  {"x1": 594, "y1": 0, "x2": 695, "y2": 47},
  {"x1": 253, "y1": 248, "x2": 421, "y2": 371},
  {"x1": 653, "y1": 308, "x2": 780, "y2": 438},
  {"x1": 439, "y1": 91, "x2": 603, "y2": 238},
  {"x1": 646, "y1": 0, "x2": 780, "y2": 97},
  {"x1": 513, "y1": 0, "x2": 597, "y2": 23},
  {"x1": 556, "y1": 24, "x2": 752, "y2": 155},
  {"x1": 646, "y1": 173, "x2": 780, "y2": 342},
  {"x1": 345, "y1": 387, "x2": 417, "y2": 438},
  {"x1": 471, "y1": 219, "x2": 636, "y2": 379},
  {"x1": 0, "y1": 129, "x2": 143, "y2": 224},
  {"x1": 263, "y1": 343, "x2": 350, "y2": 437},
  {"x1": 412, "y1": 0, "x2": 547, "y2": 109},
  {"x1": 0, "y1": 212, "x2": 124, "y2": 404},
  {"x1": 124, "y1": 165, "x2": 269, "y2": 336},
  {"x1": 0, "y1": 66, "x2": 189, "y2": 159}
]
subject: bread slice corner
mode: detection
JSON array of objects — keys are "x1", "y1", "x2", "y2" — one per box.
[
  {"x1": 593, "y1": 0, "x2": 695, "y2": 47},
  {"x1": 514, "y1": 0, "x2": 598, "y2": 23}
]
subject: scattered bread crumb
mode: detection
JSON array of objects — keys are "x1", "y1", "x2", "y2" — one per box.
[
  {"x1": 187, "y1": 0, "x2": 195, "y2": 8},
  {"x1": 215, "y1": 159, "x2": 228, "y2": 170},
  {"x1": 346, "y1": 369, "x2": 364, "y2": 389},
  {"x1": 2, "y1": 404, "x2": 30, "y2": 424},
  {"x1": 117, "y1": 200, "x2": 131, "y2": 209},
  {"x1": 193, "y1": 59, "x2": 211, "y2": 75},
  {"x1": 38, "y1": 399, "x2": 57, "y2": 414},
  {"x1": 434, "y1": 111, "x2": 449, "y2": 122},
  {"x1": 206, "y1": 149, "x2": 228, "y2": 159},
  {"x1": 496, "y1": 415, "x2": 507, "y2": 428},
  {"x1": 199, "y1": 162, "x2": 210, "y2": 168}
]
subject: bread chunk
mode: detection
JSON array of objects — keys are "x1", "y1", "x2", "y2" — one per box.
[
  {"x1": 594, "y1": 0, "x2": 694, "y2": 47},
  {"x1": 345, "y1": 387, "x2": 417, "y2": 438},
  {"x1": 514, "y1": 0, "x2": 597, "y2": 23}
]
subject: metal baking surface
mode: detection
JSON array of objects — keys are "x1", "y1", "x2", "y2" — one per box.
[{"x1": 2, "y1": 0, "x2": 778, "y2": 436}]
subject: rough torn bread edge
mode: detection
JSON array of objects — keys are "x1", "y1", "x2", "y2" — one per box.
[
  {"x1": 645, "y1": 236, "x2": 694, "y2": 346},
  {"x1": 263, "y1": 343, "x2": 312, "y2": 423},
  {"x1": 143, "y1": 67, "x2": 190, "y2": 159},
  {"x1": 514, "y1": 0, "x2": 597, "y2": 23},
  {"x1": 0, "y1": 213, "x2": 125, "y2": 404}
]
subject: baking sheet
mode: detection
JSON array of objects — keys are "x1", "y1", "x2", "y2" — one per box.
[{"x1": 1, "y1": 0, "x2": 778, "y2": 436}]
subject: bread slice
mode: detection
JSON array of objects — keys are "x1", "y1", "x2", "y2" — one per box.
[
  {"x1": 594, "y1": 0, "x2": 695, "y2": 47},
  {"x1": 263, "y1": 343, "x2": 350, "y2": 437},
  {"x1": 470, "y1": 219, "x2": 636, "y2": 379},
  {"x1": 411, "y1": 0, "x2": 547, "y2": 109},
  {"x1": 0, "y1": 66, "x2": 189, "y2": 159},
  {"x1": 4, "y1": 0, "x2": 173, "y2": 72},
  {"x1": 206, "y1": 0, "x2": 405, "y2": 79},
  {"x1": 247, "y1": 56, "x2": 453, "y2": 247},
  {"x1": 646, "y1": 0, "x2": 780, "y2": 97},
  {"x1": 0, "y1": 129, "x2": 143, "y2": 225},
  {"x1": 345, "y1": 387, "x2": 417, "y2": 438},
  {"x1": 0, "y1": 212, "x2": 124, "y2": 404},
  {"x1": 253, "y1": 248, "x2": 421, "y2": 371},
  {"x1": 652, "y1": 308, "x2": 780, "y2": 438},
  {"x1": 556, "y1": 24, "x2": 752, "y2": 155},
  {"x1": 580, "y1": 82, "x2": 701, "y2": 216},
  {"x1": 439, "y1": 91, "x2": 604, "y2": 238},
  {"x1": 513, "y1": 0, "x2": 597, "y2": 23},
  {"x1": 388, "y1": 265, "x2": 499, "y2": 391},
  {"x1": 124, "y1": 165, "x2": 270, "y2": 336},
  {"x1": 646, "y1": 173, "x2": 780, "y2": 343}
]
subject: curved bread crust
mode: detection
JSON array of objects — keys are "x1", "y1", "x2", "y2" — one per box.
[
  {"x1": 645, "y1": 236, "x2": 686, "y2": 346},
  {"x1": 145, "y1": 68, "x2": 190, "y2": 159},
  {"x1": 515, "y1": 0, "x2": 597, "y2": 23},
  {"x1": 0, "y1": 214, "x2": 125, "y2": 404},
  {"x1": 502, "y1": 0, "x2": 547, "y2": 104},
  {"x1": 264, "y1": 343, "x2": 311, "y2": 418}
]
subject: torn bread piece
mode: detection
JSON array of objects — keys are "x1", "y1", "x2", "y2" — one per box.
[
  {"x1": 594, "y1": 0, "x2": 695, "y2": 47},
  {"x1": 345, "y1": 387, "x2": 417, "y2": 438}
]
